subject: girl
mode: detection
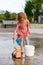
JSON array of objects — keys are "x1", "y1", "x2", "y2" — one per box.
[{"x1": 13, "y1": 12, "x2": 30, "y2": 55}]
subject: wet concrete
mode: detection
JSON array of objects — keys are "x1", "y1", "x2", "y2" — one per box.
[{"x1": 0, "y1": 35, "x2": 43, "y2": 65}]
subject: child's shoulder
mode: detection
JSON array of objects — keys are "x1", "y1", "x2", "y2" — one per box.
[
  {"x1": 17, "y1": 21, "x2": 20, "y2": 24},
  {"x1": 25, "y1": 19, "x2": 30, "y2": 24},
  {"x1": 16, "y1": 21, "x2": 20, "y2": 26},
  {"x1": 26, "y1": 19, "x2": 29, "y2": 22}
]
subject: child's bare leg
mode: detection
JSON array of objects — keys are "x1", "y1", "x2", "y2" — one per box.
[
  {"x1": 20, "y1": 38, "x2": 23, "y2": 53},
  {"x1": 25, "y1": 37, "x2": 29, "y2": 45}
]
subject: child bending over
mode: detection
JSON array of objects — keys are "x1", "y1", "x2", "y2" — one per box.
[{"x1": 13, "y1": 12, "x2": 30, "y2": 55}]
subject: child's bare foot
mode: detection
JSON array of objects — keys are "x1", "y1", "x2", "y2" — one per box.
[
  {"x1": 21, "y1": 48, "x2": 23, "y2": 55},
  {"x1": 21, "y1": 51, "x2": 25, "y2": 57},
  {"x1": 21, "y1": 51, "x2": 23, "y2": 55}
]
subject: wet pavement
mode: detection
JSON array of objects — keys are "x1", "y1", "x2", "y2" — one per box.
[{"x1": 0, "y1": 34, "x2": 43, "y2": 65}]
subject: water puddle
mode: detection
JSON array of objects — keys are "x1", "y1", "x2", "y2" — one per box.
[{"x1": 0, "y1": 36, "x2": 43, "y2": 65}]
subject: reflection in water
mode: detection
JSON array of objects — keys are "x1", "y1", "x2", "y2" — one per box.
[
  {"x1": 0, "y1": 37, "x2": 43, "y2": 65},
  {"x1": 12, "y1": 57, "x2": 22, "y2": 65},
  {"x1": 12, "y1": 38, "x2": 43, "y2": 65},
  {"x1": 12, "y1": 56, "x2": 34, "y2": 65},
  {"x1": 24, "y1": 57, "x2": 34, "y2": 65}
]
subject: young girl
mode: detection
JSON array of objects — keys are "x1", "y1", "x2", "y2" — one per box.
[{"x1": 13, "y1": 12, "x2": 30, "y2": 55}]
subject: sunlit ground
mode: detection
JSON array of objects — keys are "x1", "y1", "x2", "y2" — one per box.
[{"x1": 0, "y1": 33, "x2": 43, "y2": 65}]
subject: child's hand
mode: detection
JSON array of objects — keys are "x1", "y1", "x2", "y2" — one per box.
[
  {"x1": 12, "y1": 36, "x2": 17, "y2": 40},
  {"x1": 13, "y1": 32, "x2": 17, "y2": 40},
  {"x1": 28, "y1": 28, "x2": 31, "y2": 34},
  {"x1": 29, "y1": 31, "x2": 31, "y2": 34},
  {"x1": 12, "y1": 37, "x2": 14, "y2": 40}
]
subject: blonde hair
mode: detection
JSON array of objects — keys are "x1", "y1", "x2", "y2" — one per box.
[{"x1": 17, "y1": 12, "x2": 27, "y2": 21}]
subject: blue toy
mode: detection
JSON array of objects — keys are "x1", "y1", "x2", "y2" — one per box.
[
  {"x1": 13, "y1": 37, "x2": 30, "y2": 46},
  {"x1": 12, "y1": 37, "x2": 30, "y2": 58}
]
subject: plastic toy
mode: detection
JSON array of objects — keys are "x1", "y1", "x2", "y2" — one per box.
[
  {"x1": 12, "y1": 37, "x2": 30, "y2": 58},
  {"x1": 12, "y1": 45, "x2": 21, "y2": 58}
]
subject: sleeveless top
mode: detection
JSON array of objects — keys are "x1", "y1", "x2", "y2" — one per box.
[{"x1": 17, "y1": 19, "x2": 30, "y2": 39}]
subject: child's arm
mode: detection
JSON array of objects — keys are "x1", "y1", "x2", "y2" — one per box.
[
  {"x1": 13, "y1": 26, "x2": 18, "y2": 40},
  {"x1": 13, "y1": 22, "x2": 20, "y2": 40},
  {"x1": 27, "y1": 20, "x2": 30, "y2": 34}
]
